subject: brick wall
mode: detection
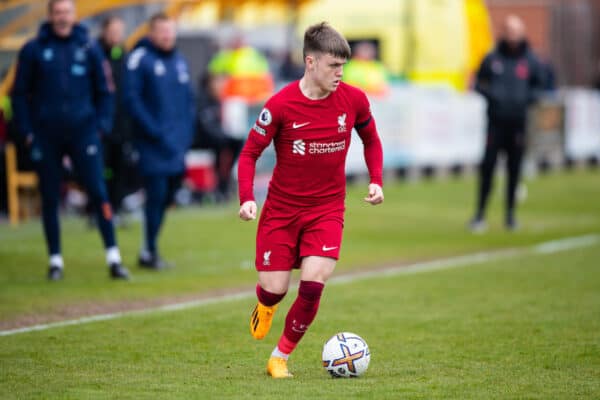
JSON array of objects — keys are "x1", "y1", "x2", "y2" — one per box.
[{"x1": 486, "y1": 0, "x2": 599, "y2": 85}]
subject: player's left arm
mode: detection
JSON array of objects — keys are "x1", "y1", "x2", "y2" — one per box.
[{"x1": 355, "y1": 92, "x2": 384, "y2": 205}]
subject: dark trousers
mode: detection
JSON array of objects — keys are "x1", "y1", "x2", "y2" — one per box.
[
  {"x1": 194, "y1": 134, "x2": 244, "y2": 199},
  {"x1": 31, "y1": 133, "x2": 116, "y2": 256},
  {"x1": 142, "y1": 174, "x2": 181, "y2": 254},
  {"x1": 214, "y1": 137, "x2": 244, "y2": 197},
  {"x1": 475, "y1": 119, "x2": 526, "y2": 220}
]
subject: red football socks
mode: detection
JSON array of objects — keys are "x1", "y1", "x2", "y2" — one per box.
[
  {"x1": 256, "y1": 284, "x2": 286, "y2": 306},
  {"x1": 277, "y1": 280, "x2": 325, "y2": 354}
]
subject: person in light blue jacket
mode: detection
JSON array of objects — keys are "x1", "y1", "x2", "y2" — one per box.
[{"x1": 123, "y1": 12, "x2": 195, "y2": 269}]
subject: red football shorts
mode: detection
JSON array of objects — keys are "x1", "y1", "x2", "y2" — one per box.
[{"x1": 255, "y1": 199, "x2": 345, "y2": 271}]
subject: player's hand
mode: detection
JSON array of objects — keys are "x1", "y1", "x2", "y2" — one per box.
[
  {"x1": 239, "y1": 201, "x2": 258, "y2": 221},
  {"x1": 364, "y1": 183, "x2": 384, "y2": 205}
]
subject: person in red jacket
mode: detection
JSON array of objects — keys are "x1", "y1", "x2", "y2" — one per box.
[{"x1": 237, "y1": 22, "x2": 384, "y2": 378}]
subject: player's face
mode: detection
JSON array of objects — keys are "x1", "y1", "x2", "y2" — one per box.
[
  {"x1": 49, "y1": 0, "x2": 76, "y2": 38},
  {"x1": 310, "y1": 52, "x2": 346, "y2": 93},
  {"x1": 150, "y1": 19, "x2": 177, "y2": 52}
]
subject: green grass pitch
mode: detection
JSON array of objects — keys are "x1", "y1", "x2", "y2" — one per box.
[{"x1": 1, "y1": 170, "x2": 599, "y2": 398}]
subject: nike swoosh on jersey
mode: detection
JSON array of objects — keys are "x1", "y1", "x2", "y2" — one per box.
[
  {"x1": 292, "y1": 122, "x2": 310, "y2": 129},
  {"x1": 322, "y1": 245, "x2": 338, "y2": 251}
]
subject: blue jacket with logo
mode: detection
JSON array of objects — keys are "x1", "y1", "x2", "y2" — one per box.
[
  {"x1": 11, "y1": 23, "x2": 114, "y2": 139},
  {"x1": 123, "y1": 39, "x2": 195, "y2": 176}
]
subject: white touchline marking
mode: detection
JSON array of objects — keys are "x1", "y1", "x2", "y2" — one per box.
[
  {"x1": 1, "y1": 234, "x2": 598, "y2": 337},
  {"x1": 533, "y1": 234, "x2": 600, "y2": 254}
]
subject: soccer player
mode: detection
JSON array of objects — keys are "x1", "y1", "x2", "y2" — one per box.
[
  {"x1": 11, "y1": 0, "x2": 129, "y2": 280},
  {"x1": 123, "y1": 13, "x2": 195, "y2": 269},
  {"x1": 238, "y1": 22, "x2": 384, "y2": 378}
]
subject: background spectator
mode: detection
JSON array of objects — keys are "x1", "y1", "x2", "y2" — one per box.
[
  {"x1": 470, "y1": 14, "x2": 543, "y2": 232},
  {"x1": 194, "y1": 72, "x2": 244, "y2": 203},
  {"x1": 10, "y1": 0, "x2": 129, "y2": 280},
  {"x1": 96, "y1": 15, "x2": 139, "y2": 225},
  {"x1": 124, "y1": 13, "x2": 195, "y2": 270}
]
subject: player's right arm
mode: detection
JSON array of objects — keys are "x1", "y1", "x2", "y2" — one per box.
[
  {"x1": 237, "y1": 101, "x2": 281, "y2": 221},
  {"x1": 11, "y1": 41, "x2": 36, "y2": 143}
]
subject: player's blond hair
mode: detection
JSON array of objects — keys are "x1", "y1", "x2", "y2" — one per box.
[{"x1": 303, "y1": 22, "x2": 351, "y2": 60}]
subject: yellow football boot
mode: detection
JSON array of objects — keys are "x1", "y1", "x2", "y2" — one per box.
[
  {"x1": 250, "y1": 302, "x2": 278, "y2": 340},
  {"x1": 267, "y1": 356, "x2": 293, "y2": 378}
]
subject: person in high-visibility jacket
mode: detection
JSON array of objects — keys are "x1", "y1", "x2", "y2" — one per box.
[
  {"x1": 207, "y1": 41, "x2": 274, "y2": 103},
  {"x1": 343, "y1": 41, "x2": 389, "y2": 97}
]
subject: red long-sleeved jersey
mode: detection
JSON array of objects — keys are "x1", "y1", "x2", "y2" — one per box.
[{"x1": 238, "y1": 81, "x2": 383, "y2": 207}]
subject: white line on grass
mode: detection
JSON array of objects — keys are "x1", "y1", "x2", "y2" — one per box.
[{"x1": 1, "y1": 234, "x2": 598, "y2": 337}]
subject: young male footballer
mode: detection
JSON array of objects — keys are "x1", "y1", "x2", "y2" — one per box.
[{"x1": 238, "y1": 22, "x2": 384, "y2": 378}]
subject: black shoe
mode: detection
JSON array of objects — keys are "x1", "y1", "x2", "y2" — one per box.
[
  {"x1": 47, "y1": 266, "x2": 63, "y2": 281},
  {"x1": 110, "y1": 263, "x2": 130, "y2": 280},
  {"x1": 138, "y1": 254, "x2": 173, "y2": 270}
]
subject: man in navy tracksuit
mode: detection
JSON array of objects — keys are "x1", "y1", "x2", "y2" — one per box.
[
  {"x1": 123, "y1": 13, "x2": 195, "y2": 269},
  {"x1": 11, "y1": 0, "x2": 129, "y2": 280},
  {"x1": 470, "y1": 15, "x2": 543, "y2": 232}
]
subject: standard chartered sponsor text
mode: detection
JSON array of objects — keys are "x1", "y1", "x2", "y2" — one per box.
[{"x1": 309, "y1": 140, "x2": 346, "y2": 154}]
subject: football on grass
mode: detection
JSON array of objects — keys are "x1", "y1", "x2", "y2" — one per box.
[{"x1": 322, "y1": 332, "x2": 370, "y2": 377}]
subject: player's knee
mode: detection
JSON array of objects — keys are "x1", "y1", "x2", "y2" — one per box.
[
  {"x1": 258, "y1": 271, "x2": 290, "y2": 294},
  {"x1": 260, "y1": 282, "x2": 289, "y2": 295},
  {"x1": 300, "y1": 256, "x2": 336, "y2": 283}
]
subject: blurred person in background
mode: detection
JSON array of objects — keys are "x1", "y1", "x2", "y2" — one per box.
[
  {"x1": 278, "y1": 51, "x2": 304, "y2": 82},
  {"x1": 470, "y1": 15, "x2": 543, "y2": 232},
  {"x1": 96, "y1": 16, "x2": 139, "y2": 225},
  {"x1": 11, "y1": 0, "x2": 129, "y2": 280},
  {"x1": 207, "y1": 37, "x2": 274, "y2": 104},
  {"x1": 194, "y1": 72, "x2": 244, "y2": 203},
  {"x1": 124, "y1": 13, "x2": 195, "y2": 270},
  {"x1": 343, "y1": 41, "x2": 389, "y2": 97}
]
